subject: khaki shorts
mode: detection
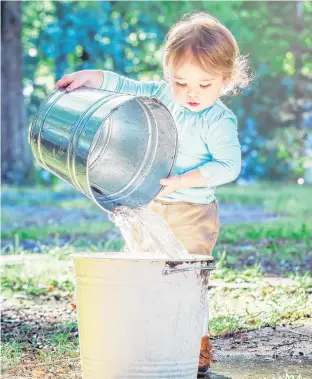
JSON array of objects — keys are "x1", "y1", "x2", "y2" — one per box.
[{"x1": 130, "y1": 199, "x2": 220, "y2": 256}]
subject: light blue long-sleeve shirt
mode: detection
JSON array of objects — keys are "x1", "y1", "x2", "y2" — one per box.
[{"x1": 100, "y1": 70, "x2": 241, "y2": 204}]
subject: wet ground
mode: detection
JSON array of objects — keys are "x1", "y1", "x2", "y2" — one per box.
[{"x1": 208, "y1": 357, "x2": 312, "y2": 379}]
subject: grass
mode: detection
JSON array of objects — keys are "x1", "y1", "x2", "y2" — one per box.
[
  {"x1": 0, "y1": 342, "x2": 23, "y2": 371},
  {"x1": 1, "y1": 237, "x2": 124, "y2": 257},
  {"x1": 2, "y1": 221, "x2": 113, "y2": 241},
  {"x1": 209, "y1": 278, "x2": 312, "y2": 335},
  {"x1": 209, "y1": 252, "x2": 312, "y2": 336},
  {"x1": 1, "y1": 249, "x2": 311, "y2": 336},
  {"x1": 218, "y1": 217, "x2": 311, "y2": 243},
  {"x1": 0, "y1": 248, "x2": 75, "y2": 297},
  {"x1": 1, "y1": 181, "x2": 311, "y2": 376},
  {"x1": 1, "y1": 331, "x2": 80, "y2": 368},
  {"x1": 1, "y1": 337, "x2": 81, "y2": 378},
  {"x1": 216, "y1": 182, "x2": 312, "y2": 218}
]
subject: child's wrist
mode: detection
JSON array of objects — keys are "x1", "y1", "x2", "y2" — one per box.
[
  {"x1": 178, "y1": 174, "x2": 188, "y2": 189},
  {"x1": 86, "y1": 70, "x2": 104, "y2": 89}
]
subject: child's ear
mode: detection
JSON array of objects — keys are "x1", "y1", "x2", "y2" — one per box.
[
  {"x1": 221, "y1": 76, "x2": 232, "y2": 92},
  {"x1": 222, "y1": 75, "x2": 231, "y2": 87}
]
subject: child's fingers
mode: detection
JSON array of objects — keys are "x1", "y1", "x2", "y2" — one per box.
[
  {"x1": 159, "y1": 178, "x2": 169, "y2": 185},
  {"x1": 56, "y1": 76, "x2": 73, "y2": 88},
  {"x1": 65, "y1": 82, "x2": 82, "y2": 92}
]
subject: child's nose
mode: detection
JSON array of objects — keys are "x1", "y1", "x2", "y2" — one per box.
[{"x1": 186, "y1": 88, "x2": 198, "y2": 97}]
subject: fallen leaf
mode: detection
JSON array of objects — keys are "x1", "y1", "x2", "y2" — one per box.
[
  {"x1": 7, "y1": 368, "x2": 18, "y2": 375},
  {"x1": 54, "y1": 367, "x2": 67, "y2": 375},
  {"x1": 49, "y1": 285, "x2": 56, "y2": 292},
  {"x1": 33, "y1": 369, "x2": 47, "y2": 377}
]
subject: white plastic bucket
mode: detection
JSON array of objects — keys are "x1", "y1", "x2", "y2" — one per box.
[{"x1": 72, "y1": 252, "x2": 214, "y2": 379}]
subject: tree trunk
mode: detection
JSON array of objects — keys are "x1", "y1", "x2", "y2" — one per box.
[{"x1": 1, "y1": 1, "x2": 33, "y2": 184}]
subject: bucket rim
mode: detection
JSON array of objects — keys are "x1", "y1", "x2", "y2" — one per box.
[{"x1": 71, "y1": 252, "x2": 214, "y2": 262}]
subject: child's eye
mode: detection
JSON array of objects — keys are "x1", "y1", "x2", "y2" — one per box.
[
  {"x1": 200, "y1": 84, "x2": 211, "y2": 88},
  {"x1": 176, "y1": 82, "x2": 187, "y2": 86}
]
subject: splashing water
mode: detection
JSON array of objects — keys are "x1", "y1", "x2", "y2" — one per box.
[{"x1": 109, "y1": 206, "x2": 191, "y2": 260}]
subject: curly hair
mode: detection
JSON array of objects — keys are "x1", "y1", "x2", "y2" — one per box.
[{"x1": 163, "y1": 11, "x2": 254, "y2": 96}]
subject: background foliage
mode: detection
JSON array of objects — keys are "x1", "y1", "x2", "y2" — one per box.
[{"x1": 22, "y1": 0, "x2": 312, "y2": 183}]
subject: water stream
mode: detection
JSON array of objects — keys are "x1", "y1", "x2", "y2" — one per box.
[{"x1": 109, "y1": 205, "x2": 191, "y2": 259}]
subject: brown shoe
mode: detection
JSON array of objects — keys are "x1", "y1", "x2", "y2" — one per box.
[{"x1": 197, "y1": 335, "x2": 213, "y2": 377}]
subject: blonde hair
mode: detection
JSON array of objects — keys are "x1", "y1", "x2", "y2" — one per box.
[{"x1": 163, "y1": 11, "x2": 253, "y2": 96}]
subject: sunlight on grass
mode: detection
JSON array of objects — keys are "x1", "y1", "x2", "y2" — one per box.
[
  {"x1": 209, "y1": 249, "x2": 312, "y2": 335},
  {"x1": 210, "y1": 315, "x2": 242, "y2": 334},
  {"x1": 209, "y1": 271, "x2": 312, "y2": 335},
  {"x1": 2, "y1": 221, "x2": 114, "y2": 241},
  {"x1": 48, "y1": 332, "x2": 79, "y2": 354},
  {"x1": 2, "y1": 249, "x2": 311, "y2": 337},
  {"x1": 217, "y1": 182, "x2": 312, "y2": 218},
  {"x1": 0, "y1": 342, "x2": 23, "y2": 371},
  {"x1": 219, "y1": 217, "x2": 311, "y2": 243},
  {"x1": 1, "y1": 338, "x2": 81, "y2": 377},
  {"x1": 0, "y1": 248, "x2": 75, "y2": 297}
]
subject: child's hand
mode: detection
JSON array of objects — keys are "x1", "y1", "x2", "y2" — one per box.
[
  {"x1": 56, "y1": 70, "x2": 103, "y2": 92},
  {"x1": 158, "y1": 175, "x2": 183, "y2": 197}
]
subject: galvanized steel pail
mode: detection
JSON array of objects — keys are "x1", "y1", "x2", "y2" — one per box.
[
  {"x1": 29, "y1": 88, "x2": 178, "y2": 212},
  {"x1": 72, "y1": 252, "x2": 215, "y2": 379}
]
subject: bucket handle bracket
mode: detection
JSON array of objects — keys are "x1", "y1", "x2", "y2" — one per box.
[{"x1": 162, "y1": 261, "x2": 215, "y2": 275}]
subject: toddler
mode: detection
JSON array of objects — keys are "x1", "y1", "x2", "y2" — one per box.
[{"x1": 56, "y1": 11, "x2": 251, "y2": 377}]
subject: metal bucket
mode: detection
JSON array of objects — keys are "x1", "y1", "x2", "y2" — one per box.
[
  {"x1": 72, "y1": 252, "x2": 214, "y2": 379},
  {"x1": 29, "y1": 88, "x2": 178, "y2": 213}
]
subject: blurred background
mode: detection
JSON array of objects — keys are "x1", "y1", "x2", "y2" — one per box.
[
  {"x1": 1, "y1": 0, "x2": 312, "y2": 185},
  {"x1": 2, "y1": 3, "x2": 312, "y2": 376}
]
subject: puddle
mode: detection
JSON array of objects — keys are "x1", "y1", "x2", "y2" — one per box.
[{"x1": 207, "y1": 357, "x2": 312, "y2": 379}]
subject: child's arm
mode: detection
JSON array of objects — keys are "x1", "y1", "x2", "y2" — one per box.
[
  {"x1": 160, "y1": 115, "x2": 241, "y2": 194},
  {"x1": 56, "y1": 70, "x2": 164, "y2": 98},
  {"x1": 99, "y1": 70, "x2": 163, "y2": 98},
  {"x1": 196, "y1": 115, "x2": 241, "y2": 187}
]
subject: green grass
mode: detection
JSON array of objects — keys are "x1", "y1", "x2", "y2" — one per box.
[
  {"x1": 217, "y1": 183, "x2": 312, "y2": 244},
  {"x1": 0, "y1": 342, "x2": 23, "y2": 371},
  {"x1": 217, "y1": 182, "x2": 312, "y2": 218},
  {"x1": 2, "y1": 221, "x2": 114, "y2": 241},
  {"x1": 0, "y1": 248, "x2": 75, "y2": 297},
  {"x1": 1, "y1": 250, "x2": 311, "y2": 336},
  {"x1": 47, "y1": 331, "x2": 79, "y2": 355},
  {"x1": 219, "y1": 217, "x2": 311, "y2": 243},
  {"x1": 209, "y1": 255, "x2": 312, "y2": 335},
  {"x1": 1, "y1": 236, "x2": 124, "y2": 256},
  {"x1": 209, "y1": 281, "x2": 311, "y2": 336},
  {"x1": 1, "y1": 331, "x2": 80, "y2": 376},
  {"x1": 210, "y1": 315, "x2": 243, "y2": 335}
]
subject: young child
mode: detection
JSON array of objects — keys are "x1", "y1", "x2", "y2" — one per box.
[{"x1": 56, "y1": 11, "x2": 251, "y2": 377}]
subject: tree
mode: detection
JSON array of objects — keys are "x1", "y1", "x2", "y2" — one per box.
[{"x1": 1, "y1": 1, "x2": 33, "y2": 184}]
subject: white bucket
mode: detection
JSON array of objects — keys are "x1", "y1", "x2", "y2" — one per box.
[{"x1": 72, "y1": 252, "x2": 214, "y2": 379}]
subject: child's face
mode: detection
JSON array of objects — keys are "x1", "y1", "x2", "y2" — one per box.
[{"x1": 168, "y1": 58, "x2": 228, "y2": 112}]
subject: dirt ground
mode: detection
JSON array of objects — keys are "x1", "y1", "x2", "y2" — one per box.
[
  {"x1": 2, "y1": 289, "x2": 312, "y2": 378},
  {"x1": 213, "y1": 320, "x2": 312, "y2": 359}
]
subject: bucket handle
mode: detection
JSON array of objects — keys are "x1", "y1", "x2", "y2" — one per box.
[{"x1": 162, "y1": 261, "x2": 215, "y2": 275}]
